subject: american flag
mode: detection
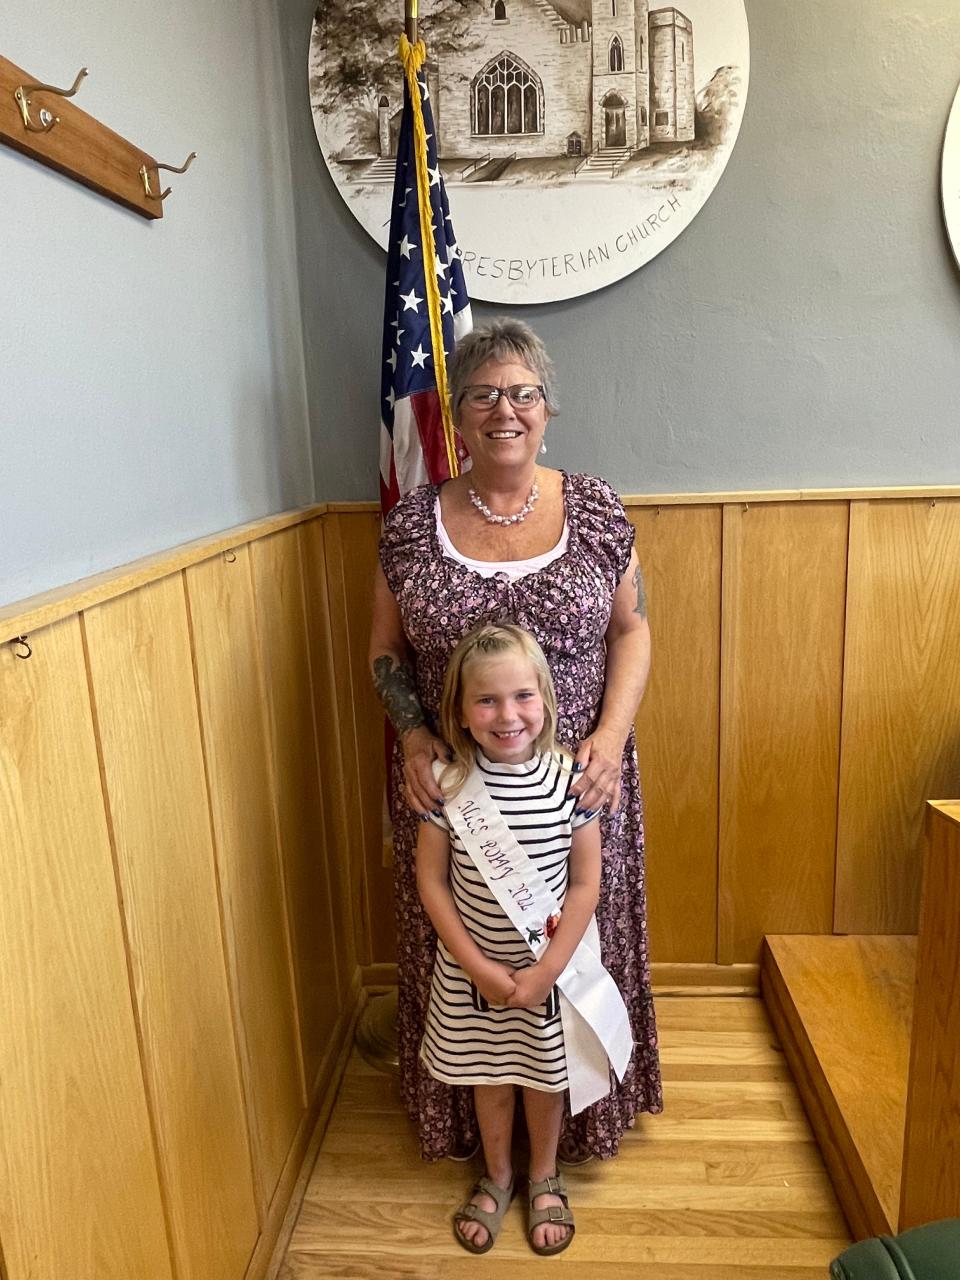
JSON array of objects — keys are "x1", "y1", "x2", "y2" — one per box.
[{"x1": 379, "y1": 39, "x2": 472, "y2": 514}]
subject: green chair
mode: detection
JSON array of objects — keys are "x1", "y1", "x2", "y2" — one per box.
[{"x1": 830, "y1": 1219, "x2": 960, "y2": 1278}]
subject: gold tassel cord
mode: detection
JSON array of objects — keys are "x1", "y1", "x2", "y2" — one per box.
[{"x1": 399, "y1": 35, "x2": 459, "y2": 479}]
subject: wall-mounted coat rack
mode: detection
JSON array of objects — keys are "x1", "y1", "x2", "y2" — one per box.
[{"x1": 0, "y1": 54, "x2": 195, "y2": 220}]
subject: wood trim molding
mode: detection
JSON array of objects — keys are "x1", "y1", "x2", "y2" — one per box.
[
  {"x1": 7, "y1": 487, "x2": 959, "y2": 642},
  {"x1": 0, "y1": 506, "x2": 325, "y2": 641},
  {"x1": 301, "y1": 486, "x2": 960, "y2": 519},
  {"x1": 621, "y1": 486, "x2": 960, "y2": 507}
]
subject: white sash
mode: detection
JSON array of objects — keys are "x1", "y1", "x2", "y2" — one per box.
[{"x1": 441, "y1": 758, "x2": 633, "y2": 1115}]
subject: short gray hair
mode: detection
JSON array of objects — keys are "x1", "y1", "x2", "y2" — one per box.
[{"x1": 448, "y1": 318, "x2": 559, "y2": 421}]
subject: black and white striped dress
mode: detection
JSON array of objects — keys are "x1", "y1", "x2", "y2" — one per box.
[{"x1": 420, "y1": 750, "x2": 595, "y2": 1091}]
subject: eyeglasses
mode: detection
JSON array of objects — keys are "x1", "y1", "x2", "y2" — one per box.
[{"x1": 459, "y1": 384, "x2": 545, "y2": 410}]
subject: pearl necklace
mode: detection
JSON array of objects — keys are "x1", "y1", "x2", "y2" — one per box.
[{"x1": 468, "y1": 481, "x2": 540, "y2": 526}]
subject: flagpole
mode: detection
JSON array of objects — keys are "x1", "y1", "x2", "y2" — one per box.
[
  {"x1": 357, "y1": 0, "x2": 420, "y2": 1080},
  {"x1": 359, "y1": 0, "x2": 471, "y2": 1096}
]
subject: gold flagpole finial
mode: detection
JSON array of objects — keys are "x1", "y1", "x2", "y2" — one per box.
[{"x1": 404, "y1": 0, "x2": 417, "y2": 43}]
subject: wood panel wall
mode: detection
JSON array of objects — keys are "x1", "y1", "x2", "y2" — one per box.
[
  {"x1": 83, "y1": 577, "x2": 260, "y2": 1280},
  {"x1": 2, "y1": 488, "x2": 960, "y2": 1278},
  {"x1": 320, "y1": 492, "x2": 960, "y2": 968},
  {"x1": 836, "y1": 500, "x2": 960, "y2": 933},
  {"x1": 718, "y1": 502, "x2": 847, "y2": 963},
  {"x1": 0, "y1": 514, "x2": 360, "y2": 1280},
  {"x1": 0, "y1": 617, "x2": 174, "y2": 1280},
  {"x1": 632, "y1": 504, "x2": 721, "y2": 963}
]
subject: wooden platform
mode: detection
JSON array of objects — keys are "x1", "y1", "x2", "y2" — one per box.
[
  {"x1": 276, "y1": 996, "x2": 851, "y2": 1277},
  {"x1": 761, "y1": 934, "x2": 916, "y2": 1239}
]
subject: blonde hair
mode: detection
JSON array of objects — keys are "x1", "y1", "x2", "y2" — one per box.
[{"x1": 439, "y1": 624, "x2": 559, "y2": 797}]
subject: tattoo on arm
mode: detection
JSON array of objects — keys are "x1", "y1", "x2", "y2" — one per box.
[
  {"x1": 372, "y1": 655, "x2": 427, "y2": 735},
  {"x1": 632, "y1": 566, "x2": 647, "y2": 618}
]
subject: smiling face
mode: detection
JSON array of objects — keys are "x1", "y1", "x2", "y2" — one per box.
[
  {"x1": 455, "y1": 356, "x2": 548, "y2": 478},
  {"x1": 459, "y1": 650, "x2": 546, "y2": 764}
]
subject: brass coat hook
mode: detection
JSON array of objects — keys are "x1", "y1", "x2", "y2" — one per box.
[
  {"x1": 11, "y1": 635, "x2": 32, "y2": 659},
  {"x1": 140, "y1": 151, "x2": 197, "y2": 201},
  {"x1": 14, "y1": 66, "x2": 88, "y2": 133}
]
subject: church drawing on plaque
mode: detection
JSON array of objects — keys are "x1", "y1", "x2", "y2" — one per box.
[
  {"x1": 309, "y1": 0, "x2": 749, "y2": 302},
  {"x1": 375, "y1": 1, "x2": 695, "y2": 168}
]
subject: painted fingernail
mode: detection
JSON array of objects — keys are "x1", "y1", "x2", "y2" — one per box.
[
  {"x1": 574, "y1": 807, "x2": 584, "y2": 816},
  {"x1": 572, "y1": 762, "x2": 584, "y2": 773},
  {"x1": 419, "y1": 814, "x2": 429, "y2": 823},
  {"x1": 584, "y1": 809, "x2": 595, "y2": 819},
  {"x1": 432, "y1": 808, "x2": 443, "y2": 818}
]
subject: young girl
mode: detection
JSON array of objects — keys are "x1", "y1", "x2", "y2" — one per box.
[{"x1": 416, "y1": 624, "x2": 632, "y2": 1256}]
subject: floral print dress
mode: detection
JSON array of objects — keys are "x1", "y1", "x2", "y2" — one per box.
[{"x1": 379, "y1": 471, "x2": 663, "y2": 1160}]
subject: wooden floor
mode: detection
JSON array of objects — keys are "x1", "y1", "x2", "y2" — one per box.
[
  {"x1": 276, "y1": 996, "x2": 851, "y2": 1278},
  {"x1": 762, "y1": 934, "x2": 916, "y2": 1239}
]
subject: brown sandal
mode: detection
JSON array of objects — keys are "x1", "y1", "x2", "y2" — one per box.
[
  {"x1": 452, "y1": 1174, "x2": 515, "y2": 1255},
  {"x1": 527, "y1": 1172, "x2": 575, "y2": 1256}
]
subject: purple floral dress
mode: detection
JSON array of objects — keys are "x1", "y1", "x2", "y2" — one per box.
[{"x1": 380, "y1": 472, "x2": 662, "y2": 1160}]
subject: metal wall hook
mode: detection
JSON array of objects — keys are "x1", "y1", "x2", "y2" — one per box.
[
  {"x1": 11, "y1": 635, "x2": 32, "y2": 659},
  {"x1": 14, "y1": 66, "x2": 88, "y2": 133},
  {"x1": 224, "y1": 548, "x2": 237, "y2": 563},
  {"x1": 140, "y1": 151, "x2": 197, "y2": 201}
]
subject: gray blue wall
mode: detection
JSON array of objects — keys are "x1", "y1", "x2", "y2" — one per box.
[
  {"x1": 284, "y1": 0, "x2": 960, "y2": 499},
  {"x1": 4, "y1": 0, "x2": 960, "y2": 605},
  {"x1": 1, "y1": 0, "x2": 314, "y2": 604}
]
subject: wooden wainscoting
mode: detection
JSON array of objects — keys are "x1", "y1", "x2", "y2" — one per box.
[
  {"x1": 321, "y1": 510, "x2": 395, "y2": 966},
  {"x1": 318, "y1": 487, "x2": 960, "y2": 968},
  {"x1": 0, "y1": 614, "x2": 175, "y2": 1280},
  {"x1": 631, "y1": 503, "x2": 722, "y2": 964},
  {"x1": 836, "y1": 500, "x2": 960, "y2": 933},
  {"x1": 717, "y1": 501, "x2": 848, "y2": 963},
  {"x1": 0, "y1": 508, "x2": 361, "y2": 1280},
  {"x1": 2, "y1": 485, "x2": 960, "y2": 1276},
  {"x1": 83, "y1": 575, "x2": 263, "y2": 1277}
]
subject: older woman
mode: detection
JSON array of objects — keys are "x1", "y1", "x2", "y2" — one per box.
[{"x1": 369, "y1": 318, "x2": 661, "y2": 1164}]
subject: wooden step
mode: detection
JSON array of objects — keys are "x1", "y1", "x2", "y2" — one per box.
[{"x1": 760, "y1": 934, "x2": 916, "y2": 1239}]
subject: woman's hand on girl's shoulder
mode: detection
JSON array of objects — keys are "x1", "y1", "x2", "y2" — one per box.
[
  {"x1": 402, "y1": 726, "x2": 450, "y2": 816},
  {"x1": 570, "y1": 726, "x2": 624, "y2": 813}
]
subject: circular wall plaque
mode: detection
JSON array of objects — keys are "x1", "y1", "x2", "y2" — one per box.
[
  {"x1": 310, "y1": 0, "x2": 749, "y2": 304},
  {"x1": 943, "y1": 80, "x2": 960, "y2": 269}
]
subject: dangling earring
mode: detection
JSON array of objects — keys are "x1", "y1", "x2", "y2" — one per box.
[
  {"x1": 455, "y1": 428, "x2": 473, "y2": 469},
  {"x1": 540, "y1": 439, "x2": 547, "y2": 455}
]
